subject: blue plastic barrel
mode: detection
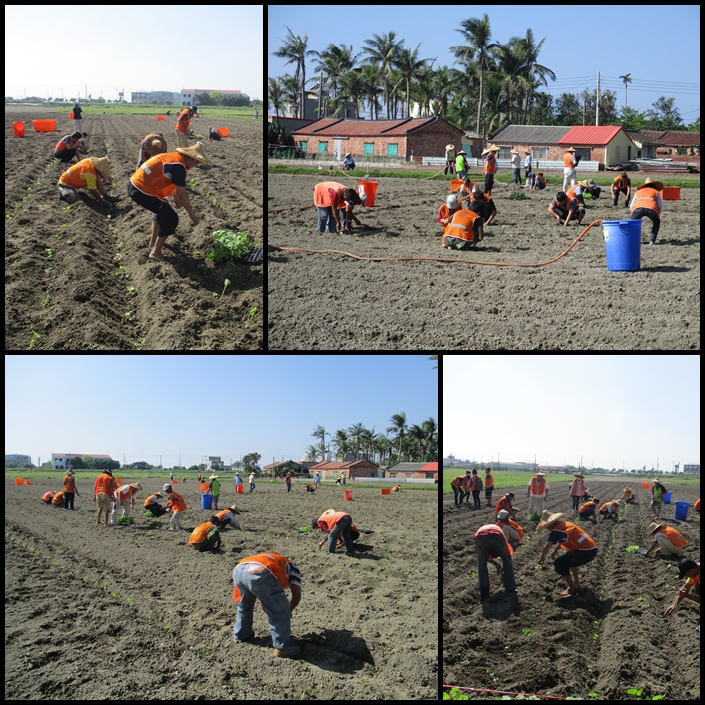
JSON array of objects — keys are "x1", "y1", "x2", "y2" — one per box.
[
  {"x1": 201, "y1": 493, "x2": 213, "y2": 510},
  {"x1": 602, "y1": 220, "x2": 642, "y2": 271},
  {"x1": 674, "y1": 501, "x2": 689, "y2": 521},
  {"x1": 663, "y1": 491, "x2": 672, "y2": 504}
]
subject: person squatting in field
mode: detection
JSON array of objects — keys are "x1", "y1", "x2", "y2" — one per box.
[
  {"x1": 611, "y1": 172, "x2": 632, "y2": 208},
  {"x1": 536, "y1": 509, "x2": 598, "y2": 596},
  {"x1": 54, "y1": 131, "x2": 89, "y2": 164},
  {"x1": 207, "y1": 126, "x2": 223, "y2": 141},
  {"x1": 137, "y1": 133, "x2": 167, "y2": 168},
  {"x1": 128, "y1": 142, "x2": 213, "y2": 262},
  {"x1": 189, "y1": 515, "x2": 222, "y2": 551},
  {"x1": 313, "y1": 509, "x2": 355, "y2": 555},
  {"x1": 548, "y1": 190, "x2": 585, "y2": 227},
  {"x1": 664, "y1": 558, "x2": 699, "y2": 615},
  {"x1": 578, "y1": 496, "x2": 599, "y2": 524},
  {"x1": 441, "y1": 200, "x2": 484, "y2": 250},
  {"x1": 58, "y1": 156, "x2": 120, "y2": 206},
  {"x1": 143, "y1": 492, "x2": 167, "y2": 517},
  {"x1": 40, "y1": 491, "x2": 57, "y2": 505},
  {"x1": 232, "y1": 552, "x2": 302, "y2": 658},
  {"x1": 644, "y1": 521, "x2": 688, "y2": 557},
  {"x1": 313, "y1": 181, "x2": 367, "y2": 234},
  {"x1": 598, "y1": 499, "x2": 623, "y2": 522}
]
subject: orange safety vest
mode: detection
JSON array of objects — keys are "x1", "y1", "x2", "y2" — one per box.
[
  {"x1": 215, "y1": 508, "x2": 235, "y2": 523},
  {"x1": 485, "y1": 473, "x2": 494, "y2": 489},
  {"x1": 474, "y1": 524, "x2": 514, "y2": 556},
  {"x1": 483, "y1": 153, "x2": 496, "y2": 175},
  {"x1": 63, "y1": 475, "x2": 77, "y2": 492},
  {"x1": 175, "y1": 108, "x2": 190, "y2": 135},
  {"x1": 166, "y1": 490, "x2": 187, "y2": 513},
  {"x1": 130, "y1": 152, "x2": 188, "y2": 201},
  {"x1": 579, "y1": 499, "x2": 598, "y2": 513},
  {"x1": 313, "y1": 181, "x2": 346, "y2": 208},
  {"x1": 535, "y1": 175, "x2": 546, "y2": 188},
  {"x1": 442, "y1": 209, "x2": 482, "y2": 246},
  {"x1": 613, "y1": 176, "x2": 630, "y2": 190},
  {"x1": 494, "y1": 495, "x2": 513, "y2": 515},
  {"x1": 630, "y1": 187, "x2": 661, "y2": 218},
  {"x1": 41, "y1": 491, "x2": 55, "y2": 502},
  {"x1": 460, "y1": 181, "x2": 480, "y2": 198},
  {"x1": 116, "y1": 485, "x2": 137, "y2": 502},
  {"x1": 694, "y1": 499, "x2": 700, "y2": 512},
  {"x1": 438, "y1": 203, "x2": 461, "y2": 224},
  {"x1": 59, "y1": 159, "x2": 99, "y2": 189},
  {"x1": 55, "y1": 135, "x2": 78, "y2": 153},
  {"x1": 233, "y1": 553, "x2": 292, "y2": 602},
  {"x1": 570, "y1": 478, "x2": 584, "y2": 496},
  {"x1": 52, "y1": 491, "x2": 65, "y2": 505},
  {"x1": 530, "y1": 476, "x2": 547, "y2": 495},
  {"x1": 144, "y1": 494, "x2": 161, "y2": 506},
  {"x1": 451, "y1": 475, "x2": 465, "y2": 489},
  {"x1": 550, "y1": 521, "x2": 596, "y2": 551},
  {"x1": 94, "y1": 473, "x2": 114, "y2": 496},
  {"x1": 317, "y1": 511, "x2": 350, "y2": 532},
  {"x1": 189, "y1": 522, "x2": 216, "y2": 545},
  {"x1": 653, "y1": 526, "x2": 687, "y2": 548},
  {"x1": 565, "y1": 187, "x2": 580, "y2": 203},
  {"x1": 599, "y1": 501, "x2": 619, "y2": 513},
  {"x1": 563, "y1": 152, "x2": 576, "y2": 168}
]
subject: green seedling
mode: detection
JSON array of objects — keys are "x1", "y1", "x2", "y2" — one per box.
[
  {"x1": 118, "y1": 515, "x2": 134, "y2": 524},
  {"x1": 126, "y1": 597, "x2": 135, "y2": 608},
  {"x1": 298, "y1": 526, "x2": 310, "y2": 533},
  {"x1": 637, "y1": 595, "x2": 643, "y2": 601},
  {"x1": 588, "y1": 664, "x2": 594, "y2": 673},
  {"x1": 112, "y1": 592, "x2": 117, "y2": 598},
  {"x1": 484, "y1": 668, "x2": 499, "y2": 684},
  {"x1": 627, "y1": 687, "x2": 664, "y2": 700},
  {"x1": 625, "y1": 545, "x2": 640, "y2": 553},
  {"x1": 135, "y1": 337, "x2": 146, "y2": 350},
  {"x1": 535, "y1": 565, "x2": 543, "y2": 570},
  {"x1": 46, "y1": 249, "x2": 53, "y2": 258},
  {"x1": 407, "y1": 568, "x2": 418, "y2": 576},
  {"x1": 148, "y1": 610, "x2": 155, "y2": 621},
  {"x1": 244, "y1": 305, "x2": 257, "y2": 328},
  {"x1": 101, "y1": 581, "x2": 107, "y2": 592},
  {"x1": 28, "y1": 330, "x2": 41, "y2": 350},
  {"x1": 194, "y1": 250, "x2": 200, "y2": 257},
  {"x1": 522, "y1": 628, "x2": 531, "y2": 636},
  {"x1": 233, "y1": 666, "x2": 247, "y2": 677},
  {"x1": 83, "y1": 576, "x2": 90, "y2": 583},
  {"x1": 124, "y1": 311, "x2": 134, "y2": 321},
  {"x1": 64, "y1": 205, "x2": 71, "y2": 212},
  {"x1": 41, "y1": 294, "x2": 51, "y2": 309},
  {"x1": 593, "y1": 633, "x2": 599, "y2": 643},
  {"x1": 6, "y1": 214, "x2": 12, "y2": 220},
  {"x1": 221, "y1": 278, "x2": 233, "y2": 298},
  {"x1": 126, "y1": 286, "x2": 135, "y2": 296}
]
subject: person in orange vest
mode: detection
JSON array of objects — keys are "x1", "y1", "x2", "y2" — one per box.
[
  {"x1": 561, "y1": 146, "x2": 578, "y2": 191},
  {"x1": 482, "y1": 144, "x2": 499, "y2": 196},
  {"x1": 474, "y1": 522, "x2": 516, "y2": 602},
  {"x1": 526, "y1": 471, "x2": 550, "y2": 516},
  {"x1": 41, "y1": 491, "x2": 57, "y2": 505},
  {"x1": 313, "y1": 181, "x2": 366, "y2": 234},
  {"x1": 51, "y1": 490, "x2": 65, "y2": 506},
  {"x1": 494, "y1": 492, "x2": 520, "y2": 520},
  {"x1": 598, "y1": 499, "x2": 623, "y2": 522},
  {"x1": 58, "y1": 156, "x2": 119, "y2": 206},
  {"x1": 529, "y1": 172, "x2": 547, "y2": 192},
  {"x1": 392, "y1": 484, "x2": 401, "y2": 492},
  {"x1": 664, "y1": 558, "x2": 699, "y2": 615},
  {"x1": 644, "y1": 522, "x2": 688, "y2": 557},
  {"x1": 451, "y1": 473, "x2": 469, "y2": 507},
  {"x1": 232, "y1": 552, "x2": 302, "y2": 658},
  {"x1": 630, "y1": 177, "x2": 663, "y2": 245},
  {"x1": 175, "y1": 106, "x2": 192, "y2": 148},
  {"x1": 128, "y1": 142, "x2": 213, "y2": 262},
  {"x1": 164, "y1": 483, "x2": 188, "y2": 532},
  {"x1": 441, "y1": 201, "x2": 484, "y2": 250},
  {"x1": 112, "y1": 482, "x2": 143, "y2": 523},
  {"x1": 136, "y1": 132, "x2": 167, "y2": 168},
  {"x1": 469, "y1": 468, "x2": 483, "y2": 508},
  {"x1": 312, "y1": 509, "x2": 355, "y2": 554},
  {"x1": 189, "y1": 516, "x2": 222, "y2": 552},
  {"x1": 458, "y1": 176, "x2": 481, "y2": 204},
  {"x1": 569, "y1": 473, "x2": 585, "y2": 513},
  {"x1": 54, "y1": 131, "x2": 86, "y2": 164},
  {"x1": 143, "y1": 492, "x2": 167, "y2": 517},
  {"x1": 284, "y1": 472, "x2": 293, "y2": 493},
  {"x1": 578, "y1": 497, "x2": 599, "y2": 524},
  {"x1": 62, "y1": 469, "x2": 80, "y2": 510},
  {"x1": 620, "y1": 487, "x2": 635, "y2": 504},
  {"x1": 471, "y1": 189, "x2": 497, "y2": 225},
  {"x1": 548, "y1": 191, "x2": 585, "y2": 227},
  {"x1": 93, "y1": 468, "x2": 117, "y2": 526},
  {"x1": 611, "y1": 172, "x2": 632, "y2": 208},
  {"x1": 484, "y1": 467, "x2": 495, "y2": 507},
  {"x1": 214, "y1": 505, "x2": 241, "y2": 530},
  {"x1": 496, "y1": 509, "x2": 523, "y2": 549},
  {"x1": 536, "y1": 510, "x2": 598, "y2": 596},
  {"x1": 437, "y1": 193, "x2": 462, "y2": 231},
  {"x1": 694, "y1": 498, "x2": 700, "y2": 514}
]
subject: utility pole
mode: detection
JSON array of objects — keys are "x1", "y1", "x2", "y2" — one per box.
[{"x1": 596, "y1": 72, "x2": 600, "y2": 126}]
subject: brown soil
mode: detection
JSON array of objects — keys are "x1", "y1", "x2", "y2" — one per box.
[
  {"x1": 5, "y1": 479, "x2": 437, "y2": 699},
  {"x1": 5, "y1": 112, "x2": 262, "y2": 350},
  {"x1": 443, "y1": 477, "x2": 701, "y2": 700},
  {"x1": 268, "y1": 174, "x2": 700, "y2": 350}
]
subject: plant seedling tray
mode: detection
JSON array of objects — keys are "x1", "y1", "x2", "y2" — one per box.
[{"x1": 205, "y1": 245, "x2": 262, "y2": 265}]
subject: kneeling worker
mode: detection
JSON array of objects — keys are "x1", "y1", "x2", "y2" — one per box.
[
  {"x1": 58, "y1": 157, "x2": 120, "y2": 206},
  {"x1": 441, "y1": 201, "x2": 484, "y2": 250},
  {"x1": 189, "y1": 516, "x2": 222, "y2": 551},
  {"x1": 472, "y1": 189, "x2": 497, "y2": 225},
  {"x1": 598, "y1": 499, "x2": 622, "y2": 522},
  {"x1": 536, "y1": 510, "x2": 597, "y2": 596},
  {"x1": 215, "y1": 505, "x2": 241, "y2": 530},
  {"x1": 548, "y1": 191, "x2": 585, "y2": 227},
  {"x1": 437, "y1": 193, "x2": 462, "y2": 231},
  {"x1": 144, "y1": 492, "x2": 167, "y2": 517},
  {"x1": 578, "y1": 497, "x2": 599, "y2": 524}
]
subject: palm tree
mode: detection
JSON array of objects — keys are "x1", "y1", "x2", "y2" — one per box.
[
  {"x1": 408, "y1": 424, "x2": 427, "y2": 461},
  {"x1": 430, "y1": 355, "x2": 438, "y2": 369},
  {"x1": 347, "y1": 422, "x2": 366, "y2": 460},
  {"x1": 272, "y1": 26, "x2": 315, "y2": 118},
  {"x1": 305, "y1": 445, "x2": 320, "y2": 462},
  {"x1": 360, "y1": 64, "x2": 383, "y2": 120},
  {"x1": 375, "y1": 436, "x2": 393, "y2": 465},
  {"x1": 387, "y1": 412, "x2": 408, "y2": 463},
  {"x1": 311, "y1": 44, "x2": 360, "y2": 117},
  {"x1": 431, "y1": 66, "x2": 453, "y2": 119},
  {"x1": 267, "y1": 77, "x2": 285, "y2": 117},
  {"x1": 451, "y1": 15, "x2": 496, "y2": 136},
  {"x1": 395, "y1": 44, "x2": 433, "y2": 118},
  {"x1": 360, "y1": 426, "x2": 379, "y2": 461},
  {"x1": 362, "y1": 31, "x2": 405, "y2": 120},
  {"x1": 333, "y1": 429, "x2": 351, "y2": 461},
  {"x1": 422, "y1": 418, "x2": 438, "y2": 460},
  {"x1": 619, "y1": 73, "x2": 632, "y2": 110},
  {"x1": 336, "y1": 68, "x2": 366, "y2": 119},
  {"x1": 312, "y1": 424, "x2": 327, "y2": 461},
  {"x1": 515, "y1": 30, "x2": 555, "y2": 124}
]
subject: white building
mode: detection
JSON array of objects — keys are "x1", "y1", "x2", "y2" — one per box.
[
  {"x1": 6, "y1": 454, "x2": 31, "y2": 465},
  {"x1": 202, "y1": 456, "x2": 224, "y2": 471},
  {"x1": 52, "y1": 453, "x2": 111, "y2": 469}
]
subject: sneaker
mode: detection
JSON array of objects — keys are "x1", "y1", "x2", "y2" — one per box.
[{"x1": 273, "y1": 645, "x2": 301, "y2": 659}]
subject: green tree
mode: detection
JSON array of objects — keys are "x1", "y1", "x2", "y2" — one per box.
[
  {"x1": 272, "y1": 26, "x2": 315, "y2": 119},
  {"x1": 361, "y1": 31, "x2": 405, "y2": 120},
  {"x1": 619, "y1": 73, "x2": 632, "y2": 109},
  {"x1": 347, "y1": 422, "x2": 366, "y2": 460},
  {"x1": 387, "y1": 412, "x2": 408, "y2": 463},
  {"x1": 645, "y1": 96, "x2": 683, "y2": 131},
  {"x1": 312, "y1": 424, "x2": 327, "y2": 461},
  {"x1": 241, "y1": 452, "x2": 261, "y2": 476}
]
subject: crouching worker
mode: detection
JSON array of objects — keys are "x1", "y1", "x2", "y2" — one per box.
[
  {"x1": 54, "y1": 131, "x2": 86, "y2": 164},
  {"x1": 137, "y1": 133, "x2": 167, "y2": 168},
  {"x1": 207, "y1": 126, "x2": 222, "y2": 141},
  {"x1": 41, "y1": 491, "x2": 57, "y2": 505},
  {"x1": 214, "y1": 505, "x2": 241, "y2": 530},
  {"x1": 474, "y1": 522, "x2": 516, "y2": 602},
  {"x1": 472, "y1": 189, "x2": 497, "y2": 225},
  {"x1": 644, "y1": 522, "x2": 688, "y2": 558},
  {"x1": 611, "y1": 172, "x2": 631, "y2": 207},
  {"x1": 313, "y1": 509, "x2": 355, "y2": 555},
  {"x1": 189, "y1": 516, "x2": 222, "y2": 551},
  {"x1": 664, "y1": 558, "x2": 700, "y2": 615},
  {"x1": 548, "y1": 191, "x2": 585, "y2": 227},
  {"x1": 338, "y1": 188, "x2": 367, "y2": 231},
  {"x1": 496, "y1": 509, "x2": 523, "y2": 549},
  {"x1": 128, "y1": 142, "x2": 212, "y2": 262},
  {"x1": 441, "y1": 201, "x2": 484, "y2": 250},
  {"x1": 436, "y1": 193, "x2": 462, "y2": 233},
  {"x1": 232, "y1": 553, "x2": 302, "y2": 658},
  {"x1": 51, "y1": 490, "x2": 65, "y2": 507},
  {"x1": 58, "y1": 157, "x2": 120, "y2": 206},
  {"x1": 143, "y1": 492, "x2": 167, "y2": 517},
  {"x1": 630, "y1": 177, "x2": 663, "y2": 245},
  {"x1": 536, "y1": 510, "x2": 597, "y2": 597},
  {"x1": 599, "y1": 499, "x2": 623, "y2": 522},
  {"x1": 112, "y1": 482, "x2": 142, "y2": 522},
  {"x1": 621, "y1": 487, "x2": 635, "y2": 504},
  {"x1": 578, "y1": 497, "x2": 599, "y2": 524}
]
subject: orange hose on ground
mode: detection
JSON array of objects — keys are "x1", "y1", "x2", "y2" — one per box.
[{"x1": 270, "y1": 220, "x2": 603, "y2": 268}]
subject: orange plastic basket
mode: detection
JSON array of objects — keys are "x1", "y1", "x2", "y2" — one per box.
[
  {"x1": 450, "y1": 179, "x2": 463, "y2": 192},
  {"x1": 642, "y1": 482, "x2": 650, "y2": 489},
  {"x1": 15, "y1": 478, "x2": 23, "y2": 486},
  {"x1": 32, "y1": 119, "x2": 57, "y2": 132},
  {"x1": 25, "y1": 479, "x2": 33, "y2": 485},
  {"x1": 157, "y1": 115, "x2": 165, "y2": 121},
  {"x1": 380, "y1": 488, "x2": 391, "y2": 495},
  {"x1": 216, "y1": 127, "x2": 229, "y2": 137}
]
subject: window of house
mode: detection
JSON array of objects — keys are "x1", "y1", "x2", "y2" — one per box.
[
  {"x1": 387, "y1": 143, "x2": 398, "y2": 156},
  {"x1": 614, "y1": 146, "x2": 620, "y2": 160},
  {"x1": 575, "y1": 148, "x2": 591, "y2": 161},
  {"x1": 498, "y1": 147, "x2": 511, "y2": 159},
  {"x1": 533, "y1": 147, "x2": 547, "y2": 159},
  {"x1": 298, "y1": 141, "x2": 308, "y2": 153},
  {"x1": 363, "y1": 143, "x2": 374, "y2": 156},
  {"x1": 318, "y1": 142, "x2": 329, "y2": 154}
]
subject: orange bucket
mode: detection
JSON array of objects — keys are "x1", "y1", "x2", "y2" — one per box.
[
  {"x1": 13, "y1": 122, "x2": 25, "y2": 137},
  {"x1": 25, "y1": 480, "x2": 33, "y2": 485},
  {"x1": 69, "y1": 112, "x2": 74, "y2": 120},
  {"x1": 236, "y1": 485, "x2": 244, "y2": 494},
  {"x1": 15, "y1": 478, "x2": 23, "y2": 486},
  {"x1": 380, "y1": 488, "x2": 391, "y2": 495},
  {"x1": 661, "y1": 186, "x2": 680, "y2": 201},
  {"x1": 32, "y1": 119, "x2": 57, "y2": 132},
  {"x1": 357, "y1": 180, "x2": 378, "y2": 207},
  {"x1": 117, "y1": 478, "x2": 123, "y2": 484},
  {"x1": 450, "y1": 179, "x2": 463, "y2": 192},
  {"x1": 343, "y1": 490, "x2": 353, "y2": 501},
  {"x1": 157, "y1": 115, "x2": 164, "y2": 121},
  {"x1": 199, "y1": 482, "x2": 210, "y2": 493},
  {"x1": 173, "y1": 478, "x2": 178, "y2": 483},
  {"x1": 216, "y1": 127, "x2": 229, "y2": 137},
  {"x1": 642, "y1": 482, "x2": 650, "y2": 489}
]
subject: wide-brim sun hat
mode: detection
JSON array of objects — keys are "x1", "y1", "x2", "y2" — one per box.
[
  {"x1": 565, "y1": 147, "x2": 576, "y2": 152},
  {"x1": 88, "y1": 157, "x2": 112, "y2": 176},
  {"x1": 574, "y1": 473, "x2": 585, "y2": 479},
  {"x1": 66, "y1": 470, "x2": 74, "y2": 475},
  {"x1": 229, "y1": 505, "x2": 242, "y2": 514},
  {"x1": 209, "y1": 475, "x2": 219, "y2": 480},
  {"x1": 647, "y1": 522, "x2": 665, "y2": 537},
  {"x1": 534, "y1": 470, "x2": 546, "y2": 476},
  {"x1": 175, "y1": 141, "x2": 214, "y2": 166},
  {"x1": 129, "y1": 482, "x2": 142, "y2": 491},
  {"x1": 537, "y1": 510, "x2": 564, "y2": 531},
  {"x1": 637, "y1": 177, "x2": 663, "y2": 192}
]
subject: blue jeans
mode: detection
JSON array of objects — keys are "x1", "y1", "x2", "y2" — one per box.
[
  {"x1": 512, "y1": 168, "x2": 521, "y2": 184},
  {"x1": 316, "y1": 206, "x2": 343, "y2": 233},
  {"x1": 475, "y1": 533, "x2": 515, "y2": 601},
  {"x1": 328, "y1": 514, "x2": 354, "y2": 554},
  {"x1": 232, "y1": 563, "x2": 294, "y2": 650}
]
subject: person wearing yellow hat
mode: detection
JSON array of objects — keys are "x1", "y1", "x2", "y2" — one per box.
[
  {"x1": 482, "y1": 144, "x2": 500, "y2": 196},
  {"x1": 510, "y1": 149, "x2": 521, "y2": 185},
  {"x1": 128, "y1": 142, "x2": 213, "y2": 261},
  {"x1": 112, "y1": 482, "x2": 143, "y2": 523},
  {"x1": 455, "y1": 150, "x2": 469, "y2": 180},
  {"x1": 58, "y1": 156, "x2": 120, "y2": 206},
  {"x1": 644, "y1": 521, "x2": 688, "y2": 557},
  {"x1": 562, "y1": 147, "x2": 578, "y2": 191},
  {"x1": 630, "y1": 177, "x2": 664, "y2": 245},
  {"x1": 611, "y1": 171, "x2": 632, "y2": 208}
]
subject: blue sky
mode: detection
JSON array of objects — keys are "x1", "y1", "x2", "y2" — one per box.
[
  {"x1": 5, "y1": 355, "x2": 437, "y2": 468},
  {"x1": 444, "y1": 355, "x2": 700, "y2": 472},
  {"x1": 269, "y1": 5, "x2": 700, "y2": 120}
]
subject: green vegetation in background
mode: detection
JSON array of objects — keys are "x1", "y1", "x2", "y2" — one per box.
[{"x1": 7, "y1": 104, "x2": 257, "y2": 120}]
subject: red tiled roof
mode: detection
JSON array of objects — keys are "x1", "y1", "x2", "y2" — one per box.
[
  {"x1": 291, "y1": 117, "x2": 462, "y2": 138},
  {"x1": 557, "y1": 126, "x2": 631, "y2": 146},
  {"x1": 640, "y1": 130, "x2": 700, "y2": 147},
  {"x1": 419, "y1": 462, "x2": 438, "y2": 472}
]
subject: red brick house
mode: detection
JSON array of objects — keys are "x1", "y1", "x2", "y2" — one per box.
[
  {"x1": 290, "y1": 116, "x2": 464, "y2": 163},
  {"x1": 308, "y1": 460, "x2": 380, "y2": 480},
  {"x1": 640, "y1": 130, "x2": 700, "y2": 158},
  {"x1": 385, "y1": 462, "x2": 438, "y2": 482}
]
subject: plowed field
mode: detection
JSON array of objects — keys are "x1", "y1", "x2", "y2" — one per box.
[
  {"x1": 5, "y1": 112, "x2": 262, "y2": 349},
  {"x1": 443, "y1": 477, "x2": 700, "y2": 700},
  {"x1": 5, "y1": 479, "x2": 437, "y2": 700}
]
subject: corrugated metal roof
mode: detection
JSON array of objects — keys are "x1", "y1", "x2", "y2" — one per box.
[
  {"x1": 626, "y1": 131, "x2": 665, "y2": 147},
  {"x1": 558, "y1": 126, "x2": 626, "y2": 146},
  {"x1": 290, "y1": 116, "x2": 462, "y2": 137},
  {"x1": 640, "y1": 130, "x2": 700, "y2": 147},
  {"x1": 489, "y1": 124, "x2": 571, "y2": 145}
]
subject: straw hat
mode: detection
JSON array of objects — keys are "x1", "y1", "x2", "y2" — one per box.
[
  {"x1": 510, "y1": 149, "x2": 519, "y2": 155},
  {"x1": 229, "y1": 504, "x2": 242, "y2": 515},
  {"x1": 152, "y1": 493, "x2": 163, "y2": 498},
  {"x1": 345, "y1": 152, "x2": 351, "y2": 157},
  {"x1": 89, "y1": 157, "x2": 112, "y2": 176},
  {"x1": 103, "y1": 468, "x2": 113, "y2": 475},
  {"x1": 647, "y1": 521, "x2": 665, "y2": 537},
  {"x1": 446, "y1": 194, "x2": 458, "y2": 209},
  {"x1": 445, "y1": 144, "x2": 455, "y2": 151},
  {"x1": 576, "y1": 180, "x2": 589, "y2": 188},
  {"x1": 636, "y1": 177, "x2": 663, "y2": 192},
  {"x1": 175, "y1": 141, "x2": 214, "y2": 166},
  {"x1": 565, "y1": 147, "x2": 576, "y2": 153},
  {"x1": 533, "y1": 470, "x2": 546, "y2": 477},
  {"x1": 574, "y1": 473, "x2": 585, "y2": 479},
  {"x1": 457, "y1": 150, "x2": 467, "y2": 155},
  {"x1": 488, "y1": 144, "x2": 500, "y2": 152},
  {"x1": 65, "y1": 470, "x2": 74, "y2": 475},
  {"x1": 129, "y1": 482, "x2": 142, "y2": 491},
  {"x1": 537, "y1": 510, "x2": 564, "y2": 531},
  {"x1": 209, "y1": 475, "x2": 219, "y2": 480},
  {"x1": 524, "y1": 149, "x2": 531, "y2": 154}
]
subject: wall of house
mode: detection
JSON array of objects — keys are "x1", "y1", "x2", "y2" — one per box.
[{"x1": 603, "y1": 131, "x2": 637, "y2": 166}]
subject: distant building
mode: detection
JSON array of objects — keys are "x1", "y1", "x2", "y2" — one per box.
[
  {"x1": 5, "y1": 454, "x2": 31, "y2": 466},
  {"x1": 180, "y1": 89, "x2": 242, "y2": 107},
  {"x1": 202, "y1": 456, "x2": 224, "y2": 471},
  {"x1": 131, "y1": 91, "x2": 181, "y2": 104},
  {"x1": 387, "y1": 461, "x2": 438, "y2": 482},
  {"x1": 308, "y1": 460, "x2": 380, "y2": 480},
  {"x1": 52, "y1": 453, "x2": 111, "y2": 469}
]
